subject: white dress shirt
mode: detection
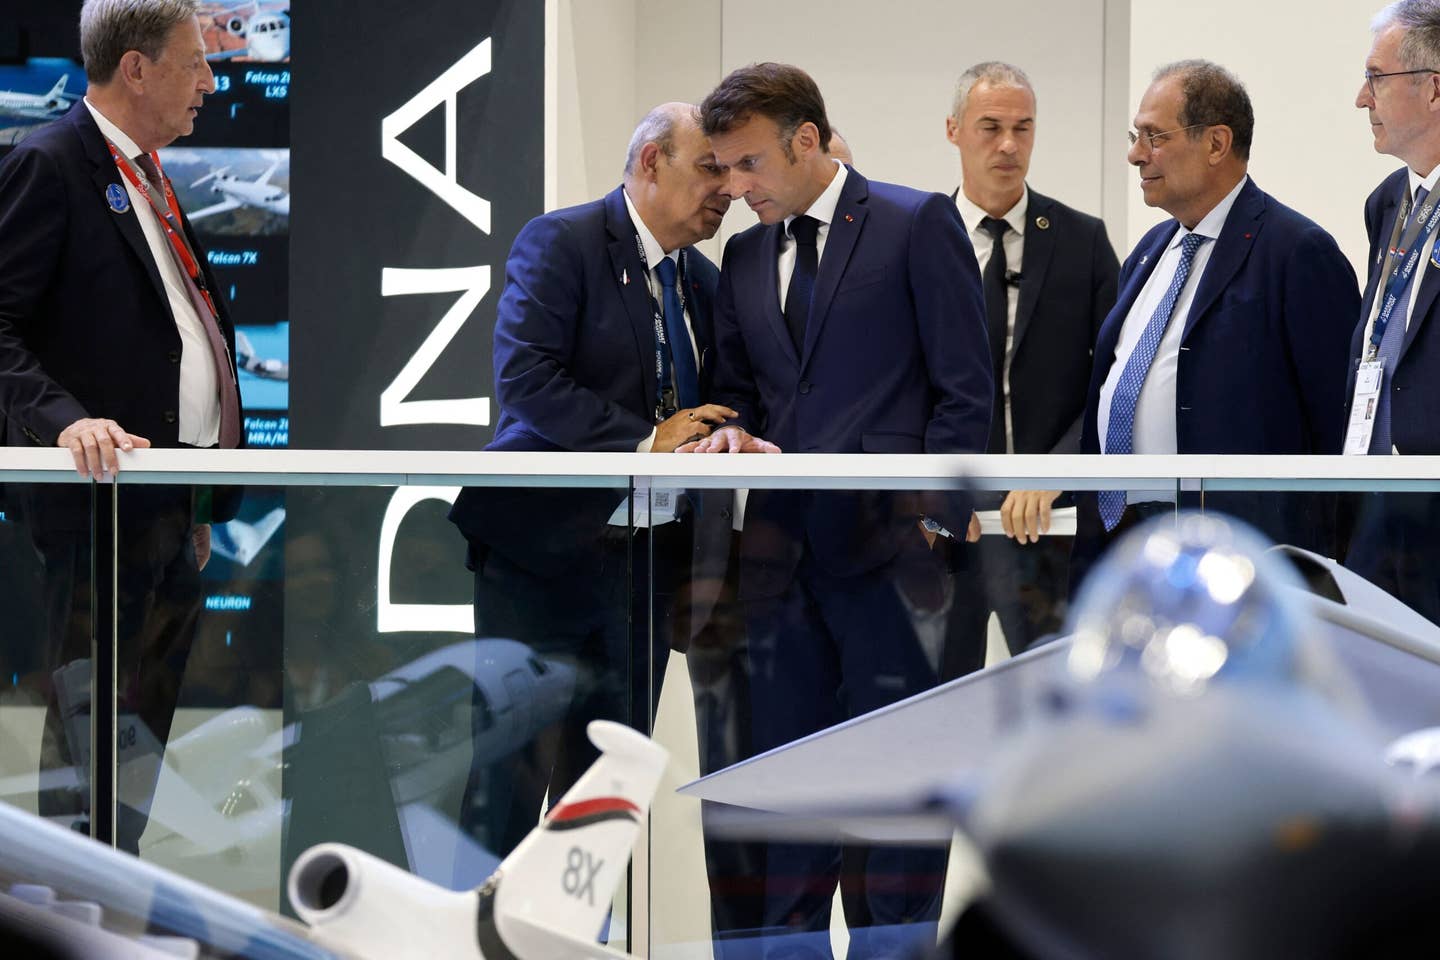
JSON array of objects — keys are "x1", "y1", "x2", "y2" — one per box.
[
  {"x1": 84, "y1": 98, "x2": 220, "y2": 447},
  {"x1": 957, "y1": 186, "x2": 1028, "y2": 454},
  {"x1": 778, "y1": 160, "x2": 848, "y2": 309},
  {"x1": 623, "y1": 188, "x2": 700, "y2": 453},
  {"x1": 1097, "y1": 176, "x2": 1248, "y2": 506}
]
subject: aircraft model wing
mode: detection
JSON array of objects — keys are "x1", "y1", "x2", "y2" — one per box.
[
  {"x1": 495, "y1": 916, "x2": 643, "y2": 960},
  {"x1": 188, "y1": 198, "x2": 242, "y2": 221}
]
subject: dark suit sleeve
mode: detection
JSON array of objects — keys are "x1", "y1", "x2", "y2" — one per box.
[
  {"x1": 1283, "y1": 227, "x2": 1361, "y2": 454},
  {"x1": 491, "y1": 214, "x2": 654, "y2": 451},
  {"x1": 910, "y1": 193, "x2": 992, "y2": 453},
  {"x1": 1050, "y1": 217, "x2": 1121, "y2": 456},
  {"x1": 0, "y1": 146, "x2": 90, "y2": 446},
  {"x1": 708, "y1": 236, "x2": 765, "y2": 437}
]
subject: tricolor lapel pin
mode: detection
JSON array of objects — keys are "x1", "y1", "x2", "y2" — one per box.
[
  {"x1": 844, "y1": 214, "x2": 854, "y2": 222},
  {"x1": 622, "y1": 268, "x2": 629, "y2": 285}
]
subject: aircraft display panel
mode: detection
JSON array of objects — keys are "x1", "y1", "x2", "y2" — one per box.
[{"x1": 0, "y1": 57, "x2": 85, "y2": 151}]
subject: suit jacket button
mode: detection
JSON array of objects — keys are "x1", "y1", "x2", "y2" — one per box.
[
  {"x1": 798, "y1": 380, "x2": 812, "y2": 395},
  {"x1": 163, "y1": 410, "x2": 177, "y2": 424},
  {"x1": 168, "y1": 351, "x2": 181, "y2": 363}
]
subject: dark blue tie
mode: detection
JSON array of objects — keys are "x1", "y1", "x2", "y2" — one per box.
[
  {"x1": 654, "y1": 257, "x2": 699, "y2": 408},
  {"x1": 1369, "y1": 186, "x2": 1429, "y2": 455},
  {"x1": 784, "y1": 215, "x2": 821, "y2": 352},
  {"x1": 1099, "y1": 232, "x2": 1209, "y2": 531}
]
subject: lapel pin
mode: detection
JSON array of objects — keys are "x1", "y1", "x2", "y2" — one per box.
[
  {"x1": 622, "y1": 268, "x2": 629, "y2": 285},
  {"x1": 105, "y1": 183, "x2": 129, "y2": 214},
  {"x1": 1035, "y1": 215, "x2": 1050, "y2": 230},
  {"x1": 1243, "y1": 232, "x2": 1253, "y2": 240},
  {"x1": 844, "y1": 214, "x2": 854, "y2": 222},
  {"x1": 1140, "y1": 254, "x2": 1149, "y2": 266}
]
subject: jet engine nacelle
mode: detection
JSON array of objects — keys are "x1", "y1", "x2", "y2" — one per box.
[
  {"x1": 290, "y1": 843, "x2": 481, "y2": 959},
  {"x1": 225, "y1": 16, "x2": 247, "y2": 36}
]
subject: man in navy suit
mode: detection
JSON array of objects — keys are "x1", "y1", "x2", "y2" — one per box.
[
  {"x1": 943, "y1": 61, "x2": 1120, "y2": 673},
  {"x1": 1344, "y1": 1, "x2": 1440, "y2": 623},
  {"x1": 1073, "y1": 60, "x2": 1358, "y2": 590},
  {"x1": 0, "y1": 0, "x2": 241, "y2": 851},
  {"x1": 447, "y1": 103, "x2": 767, "y2": 940},
  {"x1": 691, "y1": 63, "x2": 991, "y2": 957}
]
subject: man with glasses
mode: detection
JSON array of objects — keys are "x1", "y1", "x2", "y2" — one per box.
[
  {"x1": 1344, "y1": 0, "x2": 1440, "y2": 623},
  {"x1": 1071, "y1": 60, "x2": 1358, "y2": 591}
]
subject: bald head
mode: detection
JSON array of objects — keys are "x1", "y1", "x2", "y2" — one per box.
[{"x1": 622, "y1": 102, "x2": 732, "y2": 252}]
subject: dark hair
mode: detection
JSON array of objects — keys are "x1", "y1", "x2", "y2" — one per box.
[
  {"x1": 1154, "y1": 59, "x2": 1254, "y2": 161},
  {"x1": 699, "y1": 63, "x2": 832, "y2": 159}
]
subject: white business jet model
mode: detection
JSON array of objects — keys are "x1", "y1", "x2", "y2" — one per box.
[
  {"x1": 0, "y1": 74, "x2": 79, "y2": 121},
  {"x1": 189, "y1": 157, "x2": 289, "y2": 222},
  {"x1": 208, "y1": 2, "x2": 290, "y2": 62}
]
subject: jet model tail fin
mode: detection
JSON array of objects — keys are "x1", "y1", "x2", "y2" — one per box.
[
  {"x1": 491, "y1": 721, "x2": 668, "y2": 951},
  {"x1": 48, "y1": 75, "x2": 67, "y2": 100}
]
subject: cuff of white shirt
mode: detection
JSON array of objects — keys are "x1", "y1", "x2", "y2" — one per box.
[{"x1": 637, "y1": 427, "x2": 657, "y2": 453}]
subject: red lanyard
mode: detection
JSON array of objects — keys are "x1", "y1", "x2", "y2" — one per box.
[{"x1": 104, "y1": 139, "x2": 219, "y2": 319}]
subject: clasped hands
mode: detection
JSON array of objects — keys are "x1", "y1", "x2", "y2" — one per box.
[{"x1": 654, "y1": 405, "x2": 781, "y2": 454}]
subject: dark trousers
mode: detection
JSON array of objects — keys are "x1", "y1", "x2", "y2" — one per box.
[
  {"x1": 33, "y1": 489, "x2": 201, "y2": 853},
  {"x1": 467, "y1": 520, "x2": 681, "y2": 857},
  {"x1": 743, "y1": 536, "x2": 950, "y2": 959},
  {"x1": 945, "y1": 534, "x2": 1071, "y2": 678},
  {"x1": 1344, "y1": 492, "x2": 1440, "y2": 626}
]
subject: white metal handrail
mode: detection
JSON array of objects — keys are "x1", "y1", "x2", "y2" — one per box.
[{"x1": 2, "y1": 448, "x2": 1440, "y2": 491}]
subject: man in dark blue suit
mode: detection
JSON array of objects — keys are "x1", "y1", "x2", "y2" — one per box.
[
  {"x1": 691, "y1": 63, "x2": 991, "y2": 957},
  {"x1": 1073, "y1": 60, "x2": 1358, "y2": 589},
  {"x1": 1344, "y1": 1, "x2": 1440, "y2": 624},
  {"x1": 447, "y1": 103, "x2": 767, "y2": 940},
  {"x1": 0, "y1": 0, "x2": 242, "y2": 851}
]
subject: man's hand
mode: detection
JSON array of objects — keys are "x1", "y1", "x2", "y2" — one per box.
[
  {"x1": 56, "y1": 418, "x2": 152, "y2": 478},
  {"x1": 192, "y1": 524, "x2": 212, "y2": 572},
  {"x1": 654, "y1": 404, "x2": 738, "y2": 452},
  {"x1": 967, "y1": 511, "x2": 982, "y2": 543},
  {"x1": 677, "y1": 425, "x2": 781, "y2": 454},
  {"x1": 1000, "y1": 490, "x2": 1062, "y2": 544}
]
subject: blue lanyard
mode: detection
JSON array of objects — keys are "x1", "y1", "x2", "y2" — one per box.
[
  {"x1": 633, "y1": 234, "x2": 687, "y2": 419},
  {"x1": 1369, "y1": 189, "x2": 1440, "y2": 358}
]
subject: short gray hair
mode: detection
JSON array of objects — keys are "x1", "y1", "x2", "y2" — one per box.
[
  {"x1": 1373, "y1": 0, "x2": 1440, "y2": 72},
  {"x1": 950, "y1": 61, "x2": 1035, "y2": 120},
  {"x1": 80, "y1": 0, "x2": 199, "y2": 84},
  {"x1": 623, "y1": 104, "x2": 696, "y2": 177}
]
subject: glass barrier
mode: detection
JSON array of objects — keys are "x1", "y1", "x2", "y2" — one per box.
[{"x1": 4, "y1": 452, "x2": 1440, "y2": 960}]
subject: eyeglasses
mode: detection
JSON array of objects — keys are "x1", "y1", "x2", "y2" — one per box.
[
  {"x1": 1364, "y1": 67, "x2": 1440, "y2": 98},
  {"x1": 1127, "y1": 124, "x2": 1207, "y2": 151}
]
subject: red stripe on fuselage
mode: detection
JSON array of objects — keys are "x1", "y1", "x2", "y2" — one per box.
[{"x1": 547, "y1": 796, "x2": 642, "y2": 824}]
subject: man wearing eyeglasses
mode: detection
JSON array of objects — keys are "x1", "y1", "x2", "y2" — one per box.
[
  {"x1": 1344, "y1": 0, "x2": 1440, "y2": 624},
  {"x1": 1071, "y1": 59, "x2": 1358, "y2": 592}
]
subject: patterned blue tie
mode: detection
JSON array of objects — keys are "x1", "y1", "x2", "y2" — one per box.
[
  {"x1": 654, "y1": 257, "x2": 699, "y2": 408},
  {"x1": 1099, "y1": 232, "x2": 1209, "y2": 531},
  {"x1": 1369, "y1": 186, "x2": 1429, "y2": 455}
]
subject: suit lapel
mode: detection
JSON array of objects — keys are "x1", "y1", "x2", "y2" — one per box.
[
  {"x1": 802, "y1": 169, "x2": 867, "y2": 368},
  {"x1": 1182, "y1": 179, "x2": 1262, "y2": 342},
  {"x1": 1098, "y1": 225, "x2": 1172, "y2": 361},
  {"x1": 1013, "y1": 190, "x2": 1056, "y2": 355},
  {"x1": 604, "y1": 188, "x2": 660, "y2": 413},
  {"x1": 72, "y1": 106, "x2": 171, "y2": 324},
  {"x1": 1362, "y1": 189, "x2": 1402, "y2": 323},
  {"x1": 684, "y1": 250, "x2": 714, "y2": 378}
]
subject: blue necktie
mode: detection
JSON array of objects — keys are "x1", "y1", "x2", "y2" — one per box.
[
  {"x1": 1369, "y1": 186, "x2": 1429, "y2": 455},
  {"x1": 1099, "y1": 232, "x2": 1209, "y2": 531},
  {"x1": 654, "y1": 257, "x2": 699, "y2": 408}
]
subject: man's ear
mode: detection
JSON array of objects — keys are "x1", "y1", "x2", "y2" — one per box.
[
  {"x1": 116, "y1": 49, "x2": 148, "y2": 94},
  {"x1": 638, "y1": 141, "x2": 662, "y2": 181},
  {"x1": 792, "y1": 121, "x2": 822, "y2": 158},
  {"x1": 1427, "y1": 72, "x2": 1440, "y2": 113},
  {"x1": 1207, "y1": 125, "x2": 1235, "y2": 166},
  {"x1": 945, "y1": 114, "x2": 962, "y2": 147}
]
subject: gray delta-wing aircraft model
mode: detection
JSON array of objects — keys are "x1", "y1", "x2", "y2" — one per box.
[
  {"x1": 693, "y1": 513, "x2": 1440, "y2": 959},
  {"x1": 0, "y1": 720, "x2": 667, "y2": 959},
  {"x1": 0, "y1": 74, "x2": 80, "y2": 121}
]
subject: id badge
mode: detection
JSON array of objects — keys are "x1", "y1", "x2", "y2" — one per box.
[
  {"x1": 1342, "y1": 360, "x2": 1384, "y2": 455},
  {"x1": 607, "y1": 487, "x2": 683, "y2": 528}
]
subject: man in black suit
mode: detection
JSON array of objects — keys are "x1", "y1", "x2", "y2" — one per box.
[
  {"x1": 944, "y1": 61, "x2": 1119, "y2": 672},
  {"x1": 1345, "y1": 1, "x2": 1440, "y2": 623},
  {"x1": 0, "y1": 0, "x2": 242, "y2": 851}
]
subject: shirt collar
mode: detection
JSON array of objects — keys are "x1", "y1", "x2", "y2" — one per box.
[
  {"x1": 1170, "y1": 174, "x2": 1248, "y2": 249},
  {"x1": 83, "y1": 97, "x2": 143, "y2": 162},
  {"x1": 621, "y1": 187, "x2": 676, "y2": 270},
  {"x1": 1408, "y1": 164, "x2": 1440, "y2": 199},
  {"x1": 955, "y1": 185, "x2": 1029, "y2": 237},
  {"x1": 784, "y1": 159, "x2": 848, "y2": 235}
]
